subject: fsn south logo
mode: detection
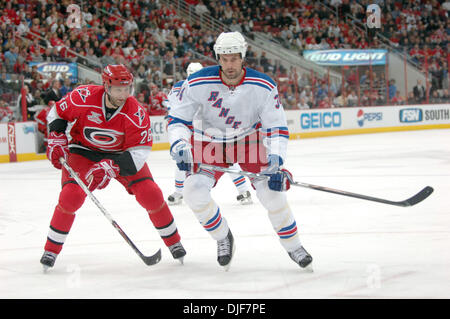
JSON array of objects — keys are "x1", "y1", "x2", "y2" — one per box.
[
  {"x1": 400, "y1": 108, "x2": 423, "y2": 123},
  {"x1": 366, "y1": 4, "x2": 381, "y2": 29}
]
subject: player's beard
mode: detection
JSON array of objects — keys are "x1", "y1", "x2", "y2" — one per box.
[
  {"x1": 106, "y1": 93, "x2": 126, "y2": 108},
  {"x1": 223, "y1": 67, "x2": 241, "y2": 80},
  {"x1": 221, "y1": 66, "x2": 244, "y2": 86}
]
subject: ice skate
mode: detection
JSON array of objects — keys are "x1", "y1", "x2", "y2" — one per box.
[
  {"x1": 288, "y1": 246, "x2": 313, "y2": 272},
  {"x1": 236, "y1": 190, "x2": 253, "y2": 205},
  {"x1": 217, "y1": 230, "x2": 235, "y2": 271},
  {"x1": 169, "y1": 241, "x2": 186, "y2": 264},
  {"x1": 40, "y1": 251, "x2": 57, "y2": 272},
  {"x1": 167, "y1": 192, "x2": 183, "y2": 206}
]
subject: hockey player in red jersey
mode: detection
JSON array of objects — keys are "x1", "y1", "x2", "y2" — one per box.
[{"x1": 40, "y1": 64, "x2": 186, "y2": 270}]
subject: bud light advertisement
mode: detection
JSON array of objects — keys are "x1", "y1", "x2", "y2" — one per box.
[
  {"x1": 303, "y1": 49, "x2": 387, "y2": 66},
  {"x1": 29, "y1": 62, "x2": 78, "y2": 83}
]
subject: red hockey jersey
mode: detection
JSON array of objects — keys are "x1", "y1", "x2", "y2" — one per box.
[{"x1": 54, "y1": 85, "x2": 152, "y2": 153}]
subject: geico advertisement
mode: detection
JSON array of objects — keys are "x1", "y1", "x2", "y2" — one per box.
[
  {"x1": 300, "y1": 111, "x2": 342, "y2": 130},
  {"x1": 399, "y1": 104, "x2": 450, "y2": 124},
  {"x1": 295, "y1": 107, "x2": 391, "y2": 131}
]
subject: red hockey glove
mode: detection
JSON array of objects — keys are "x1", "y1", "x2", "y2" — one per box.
[
  {"x1": 46, "y1": 131, "x2": 69, "y2": 170},
  {"x1": 85, "y1": 159, "x2": 120, "y2": 191}
]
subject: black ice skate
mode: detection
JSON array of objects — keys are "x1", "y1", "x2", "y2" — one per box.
[
  {"x1": 217, "y1": 230, "x2": 235, "y2": 271},
  {"x1": 167, "y1": 192, "x2": 183, "y2": 206},
  {"x1": 236, "y1": 191, "x2": 253, "y2": 205},
  {"x1": 169, "y1": 242, "x2": 186, "y2": 264},
  {"x1": 288, "y1": 246, "x2": 313, "y2": 271},
  {"x1": 40, "y1": 251, "x2": 58, "y2": 272}
]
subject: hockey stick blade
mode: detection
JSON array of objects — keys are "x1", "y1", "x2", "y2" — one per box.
[
  {"x1": 142, "y1": 248, "x2": 162, "y2": 265},
  {"x1": 60, "y1": 158, "x2": 162, "y2": 266},
  {"x1": 198, "y1": 163, "x2": 434, "y2": 207},
  {"x1": 400, "y1": 186, "x2": 434, "y2": 207}
]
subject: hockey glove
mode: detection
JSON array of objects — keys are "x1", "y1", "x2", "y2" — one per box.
[
  {"x1": 85, "y1": 159, "x2": 120, "y2": 191},
  {"x1": 267, "y1": 168, "x2": 292, "y2": 192},
  {"x1": 46, "y1": 131, "x2": 69, "y2": 170},
  {"x1": 262, "y1": 154, "x2": 292, "y2": 192},
  {"x1": 170, "y1": 139, "x2": 193, "y2": 172}
]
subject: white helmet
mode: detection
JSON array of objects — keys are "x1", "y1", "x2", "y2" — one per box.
[
  {"x1": 213, "y1": 31, "x2": 248, "y2": 59},
  {"x1": 186, "y1": 62, "x2": 203, "y2": 76}
]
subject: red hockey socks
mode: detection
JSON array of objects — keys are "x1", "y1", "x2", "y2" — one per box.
[
  {"x1": 148, "y1": 202, "x2": 181, "y2": 247},
  {"x1": 44, "y1": 205, "x2": 76, "y2": 254},
  {"x1": 44, "y1": 183, "x2": 86, "y2": 254}
]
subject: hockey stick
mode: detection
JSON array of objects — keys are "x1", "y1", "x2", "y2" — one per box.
[
  {"x1": 60, "y1": 158, "x2": 161, "y2": 266},
  {"x1": 198, "y1": 163, "x2": 433, "y2": 207}
]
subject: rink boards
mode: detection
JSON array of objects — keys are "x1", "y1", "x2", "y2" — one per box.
[{"x1": 1, "y1": 104, "x2": 449, "y2": 163}]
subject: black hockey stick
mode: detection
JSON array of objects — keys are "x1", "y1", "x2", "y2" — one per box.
[
  {"x1": 199, "y1": 163, "x2": 433, "y2": 207},
  {"x1": 60, "y1": 158, "x2": 161, "y2": 266}
]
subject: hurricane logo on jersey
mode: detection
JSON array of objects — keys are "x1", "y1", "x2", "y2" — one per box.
[
  {"x1": 83, "y1": 127, "x2": 124, "y2": 150},
  {"x1": 134, "y1": 107, "x2": 146, "y2": 126},
  {"x1": 76, "y1": 87, "x2": 91, "y2": 102}
]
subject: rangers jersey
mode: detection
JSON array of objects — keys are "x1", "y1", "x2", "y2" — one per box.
[
  {"x1": 166, "y1": 80, "x2": 184, "y2": 113},
  {"x1": 47, "y1": 84, "x2": 152, "y2": 175},
  {"x1": 167, "y1": 65, "x2": 289, "y2": 160}
]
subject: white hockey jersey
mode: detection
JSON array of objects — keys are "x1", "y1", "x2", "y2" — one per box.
[{"x1": 167, "y1": 65, "x2": 289, "y2": 161}]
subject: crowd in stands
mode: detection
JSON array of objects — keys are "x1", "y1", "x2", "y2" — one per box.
[{"x1": 1, "y1": 0, "x2": 449, "y2": 123}]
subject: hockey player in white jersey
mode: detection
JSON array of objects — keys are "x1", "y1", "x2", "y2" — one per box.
[
  {"x1": 167, "y1": 32, "x2": 312, "y2": 270},
  {"x1": 166, "y1": 62, "x2": 253, "y2": 206}
]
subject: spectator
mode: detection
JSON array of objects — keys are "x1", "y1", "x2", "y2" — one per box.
[
  {"x1": 0, "y1": 99, "x2": 13, "y2": 122},
  {"x1": 4, "y1": 46, "x2": 19, "y2": 73},
  {"x1": 315, "y1": 83, "x2": 328, "y2": 102},
  {"x1": 391, "y1": 91, "x2": 405, "y2": 105},
  {"x1": 32, "y1": 89, "x2": 46, "y2": 106},
  {"x1": 413, "y1": 79, "x2": 426, "y2": 103},
  {"x1": 124, "y1": 16, "x2": 139, "y2": 33},
  {"x1": 333, "y1": 91, "x2": 348, "y2": 108},
  {"x1": 195, "y1": 1, "x2": 210, "y2": 16},
  {"x1": 318, "y1": 96, "x2": 334, "y2": 108},
  {"x1": 347, "y1": 90, "x2": 358, "y2": 107},
  {"x1": 60, "y1": 78, "x2": 73, "y2": 97},
  {"x1": 388, "y1": 79, "x2": 397, "y2": 101},
  {"x1": 429, "y1": 90, "x2": 441, "y2": 104},
  {"x1": 44, "y1": 79, "x2": 62, "y2": 104},
  {"x1": 297, "y1": 97, "x2": 310, "y2": 109}
]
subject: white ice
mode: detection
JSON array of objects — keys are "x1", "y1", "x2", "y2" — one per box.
[{"x1": 1, "y1": 129, "x2": 449, "y2": 299}]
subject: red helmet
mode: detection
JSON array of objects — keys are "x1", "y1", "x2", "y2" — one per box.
[{"x1": 102, "y1": 64, "x2": 134, "y2": 86}]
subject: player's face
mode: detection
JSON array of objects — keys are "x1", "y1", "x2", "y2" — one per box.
[
  {"x1": 219, "y1": 53, "x2": 244, "y2": 82},
  {"x1": 106, "y1": 85, "x2": 132, "y2": 108}
]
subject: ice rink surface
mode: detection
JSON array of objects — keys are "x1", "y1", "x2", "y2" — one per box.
[{"x1": 1, "y1": 129, "x2": 449, "y2": 299}]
